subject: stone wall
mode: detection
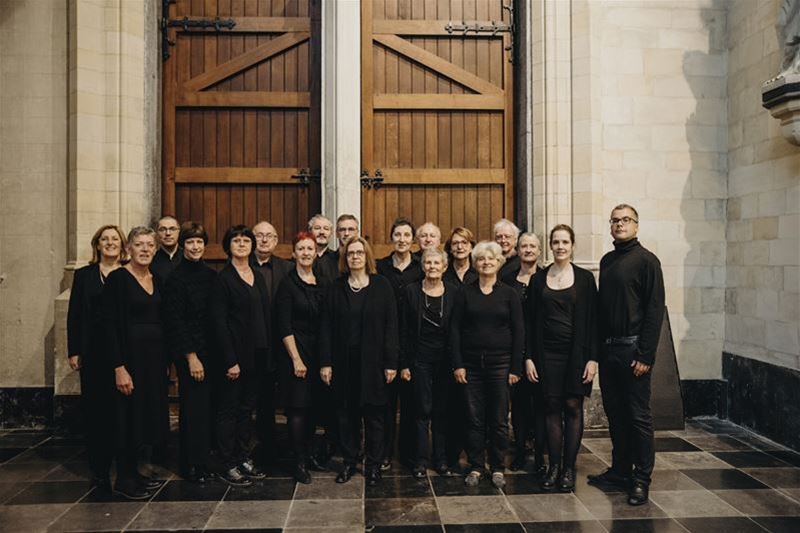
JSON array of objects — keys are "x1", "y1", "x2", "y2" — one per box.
[
  {"x1": 0, "y1": 0, "x2": 68, "y2": 389},
  {"x1": 725, "y1": 0, "x2": 800, "y2": 370}
]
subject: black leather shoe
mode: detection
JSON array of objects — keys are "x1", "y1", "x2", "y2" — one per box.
[
  {"x1": 412, "y1": 466, "x2": 426, "y2": 479},
  {"x1": 510, "y1": 454, "x2": 527, "y2": 471},
  {"x1": 336, "y1": 464, "x2": 357, "y2": 484},
  {"x1": 182, "y1": 465, "x2": 208, "y2": 484},
  {"x1": 533, "y1": 461, "x2": 547, "y2": 478},
  {"x1": 541, "y1": 465, "x2": 561, "y2": 491},
  {"x1": 587, "y1": 468, "x2": 630, "y2": 488},
  {"x1": 628, "y1": 481, "x2": 649, "y2": 506},
  {"x1": 219, "y1": 467, "x2": 253, "y2": 487},
  {"x1": 366, "y1": 469, "x2": 382, "y2": 487},
  {"x1": 239, "y1": 459, "x2": 266, "y2": 480},
  {"x1": 309, "y1": 455, "x2": 327, "y2": 472},
  {"x1": 558, "y1": 466, "x2": 576, "y2": 492},
  {"x1": 113, "y1": 480, "x2": 153, "y2": 500},
  {"x1": 379, "y1": 458, "x2": 392, "y2": 471},
  {"x1": 136, "y1": 473, "x2": 164, "y2": 490},
  {"x1": 294, "y1": 463, "x2": 312, "y2": 484},
  {"x1": 435, "y1": 463, "x2": 453, "y2": 477}
]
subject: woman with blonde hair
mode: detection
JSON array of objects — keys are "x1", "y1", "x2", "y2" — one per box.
[
  {"x1": 67, "y1": 224, "x2": 127, "y2": 493},
  {"x1": 320, "y1": 236, "x2": 399, "y2": 486}
]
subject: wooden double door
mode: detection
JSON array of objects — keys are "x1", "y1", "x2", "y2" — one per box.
[{"x1": 163, "y1": 0, "x2": 513, "y2": 258}]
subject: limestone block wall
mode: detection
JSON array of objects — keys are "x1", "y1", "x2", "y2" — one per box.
[
  {"x1": 725, "y1": 0, "x2": 800, "y2": 370},
  {"x1": 0, "y1": 0, "x2": 68, "y2": 388}
]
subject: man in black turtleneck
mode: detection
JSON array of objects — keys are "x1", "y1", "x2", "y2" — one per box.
[{"x1": 588, "y1": 203, "x2": 665, "y2": 506}]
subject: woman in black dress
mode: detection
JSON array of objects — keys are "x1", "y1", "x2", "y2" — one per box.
[
  {"x1": 162, "y1": 222, "x2": 216, "y2": 483},
  {"x1": 275, "y1": 231, "x2": 328, "y2": 484},
  {"x1": 67, "y1": 224, "x2": 126, "y2": 492},
  {"x1": 527, "y1": 224, "x2": 598, "y2": 492},
  {"x1": 501, "y1": 232, "x2": 547, "y2": 475},
  {"x1": 320, "y1": 236, "x2": 399, "y2": 486},
  {"x1": 451, "y1": 241, "x2": 524, "y2": 489},
  {"x1": 443, "y1": 226, "x2": 477, "y2": 286},
  {"x1": 401, "y1": 248, "x2": 457, "y2": 478},
  {"x1": 210, "y1": 225, "x2": 271, "y2": 487},
  {"x1": 104, "y1": 226, "x2": 168, "y2": 500}
]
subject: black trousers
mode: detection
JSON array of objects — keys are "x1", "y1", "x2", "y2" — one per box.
[
  {"x1": 600, "y1": 342, "x2": 655, "y2": 485},
  {"x1": 412, "y1": 359, "x2": 450, "y2": 467},
  {"x1": 338, "y1": 404, "x2": 384, "y2": 470},
  {"x1": 177, "y1": 359, "x2": 211, "y2": 469},
  {"x1": 383, "y1": 378, "x2": 415, "y2": 463},
  {"x1": 216, "y1": 370, "x2": 259, "y2": 469},
  {"x1": 464, "y1": 355, "x2": 511, "y2": 473},
  {"x1": 257, "y1": 370, "x2": 277, "y2": 459},
  {"x1": 79, "y1": 361, "x2": 115, "y2": 480},
  {"x1": 446, "y1": 379, "x2": 468, "y2": 467},
  {"x1": 511, "y1": 379, "x2": 547, "y2": 462}
]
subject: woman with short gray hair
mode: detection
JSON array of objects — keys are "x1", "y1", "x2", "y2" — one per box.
[{"x1": 450, "y1": 241, "x2": 524, "y2": 489}]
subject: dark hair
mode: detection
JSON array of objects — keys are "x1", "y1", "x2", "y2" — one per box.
[
  {"x1": 154, "y1": 214, "x2": 179, "y2": 229},
  {"x1": 338, "y1": 236, "x2": 377, "y2": 275},
  {"x1": 390, "y1": 217, "x2": 415, "y2": 237},
  {"x1": 292, "y1": 231, "x2": 316, "y2": 247},
  {"x1": 549, "y1": 224, "x2": 575, "y2": 244},
  {"x1": 222, "y1": 224, "x2": 255, "y2": 257},
  {"x1": 611, "y1": 203, "x2": 639, "y2": 220},
  {"x1": 179, "y1": 221, "x2": 208, "y2": 247}
]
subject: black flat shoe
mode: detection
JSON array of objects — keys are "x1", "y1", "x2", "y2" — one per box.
[
  {"x1": 628, "y1": 481, "x2": 649, "y2": 506},
  {"x1": 435, "y1": 463, "x2": 453, "y2": 477},
  {"x1": 113, "y1": 480, "x2": 153, "y2": 501},
  {"x1": 379, "y1": 458, "x2": 392, "y2": 471},
  {"x1": 239, "y1": 459, "x2": 266, "y2": 480},
  {"x1": 294, "y1": 463, "x2": 312, "y2": 484},
  {"x1": 336, "y1": 464, "x2": 357, "y2": 484},
  {"x1": 309, "y1": 455, "x2": 327, "y2": 471},
  {"x1": 558, "y1": 466, "x2": 576, "y2": 492},
  {"x1": 136, "y1": 473, "x2": 164, "y2": 490},
  {"x1": 182, "y1": 466, "x2": 208, "y2": 484},
  {"x1": 510, "y1": 455, "x2": 527, "y2": 472},
  {"x1": 533, "y1": 461, "x2": 547, "y2": 478},
  {"x1": 541, "y1": 465, "x2": 561, "y2": 491},
  {"x1": 219, "y1": 467, "x2": 253, "y2": 487},
  {"x1": 412, "y1": 466, "x2": 426, "y2": 479},
  {"x1": 587, "y1": 468, "x2": 630, "y2": 488},
  {"x1": 366, "y1": 469, "x2": 382, "y2": 487}
]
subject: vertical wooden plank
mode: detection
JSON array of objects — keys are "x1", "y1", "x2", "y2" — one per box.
[
  {"x1": 231, "y1": 185, "x2": 245, "y2": 226},
  {"x1": 177, "y1": 186, "x2": 192, "y2": 223},
  {"x1": 284, "y1": 0, "x2": 298, "y2": 168},
  {"x1": 229, "y1": 0, "x2": 245, "y2": 167},
  {"x1": 190, "y1": 185, "x2": 204, "y2": 222},
  {"x1": 243, "y1": 184, "x2": 258, "y2": 227},
  {"x1": 256, "y1": 186, "x2": 270, "y2": 223},
  {"x1": 386, "y1": 186, "x2": 399, "y2": 229},
  {"x1": 501, "y1": 0, "x2": 514, "y2": 219},
  {"x1": 202, "y1": 185, "x2": 217, "y2": 240},
  {"x1": 438, "y1": 186, "x2": 451, "y2": 233},
  {"x1": 464, "y1": 184, "x2": 478, "y2": 236},
  {"x1": 450, "y1": 185, "x2": 465, "y2": 230},
  {"x1": 162, "y1": 0, "x2": 179, "y2": 215},
  {"x1": 361, "y1": 0, "x2": 375, "y2": 241},
  {"x1": 217, "y1": 187, "x2": 231, "y2": 239}
]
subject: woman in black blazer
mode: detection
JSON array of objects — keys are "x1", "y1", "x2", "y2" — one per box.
[
  {"x1": 210, "y1": 225, "x2": 271, "y2": 487},
  {"x1": 401, "y1": 248, "x2": 458, "y2": 479},
  {"x1": 319, "y1": 236, "x2": 399, "y2": 486},
  {"x1": 275, "y1": 231, "x2": 329, "y2": 484},
  {"x1": 67, "y1": 224, "x2": 126, "y2": 492},
  {"x1": 162, "y1": 222, "x2": 216, "y2": 483},
  {"x1": 526, "y1": 224, "x2": 598, "y2": 492}
]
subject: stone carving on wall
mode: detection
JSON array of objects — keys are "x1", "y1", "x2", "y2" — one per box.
[
  {"x1": 778, "y1": 0, "x2": 800, "y2": 76},
  {"x1": 762, "y1": 0, "x2": 800, "y2": 146}
]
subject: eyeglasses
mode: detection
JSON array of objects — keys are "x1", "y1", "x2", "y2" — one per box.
[
  {"x1": 346, "y1": 250, "x2": 366, "y2": 258},
  {"x1": 255, "y1": 233, "x2": 277, "y2": 240},
  {"x1": 495, "y1": 234, "x2": 514, "y2": 241},
  {"x1": 158, "y1": 226, "x2": 179, "y2": 233},
  {"x1": 609, "y1": 217, "x2": 638, "y2": 226}
]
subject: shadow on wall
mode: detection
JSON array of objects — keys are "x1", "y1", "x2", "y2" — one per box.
[{"x1": 678, "y1": 3, "x2": 728, "y2": 413}]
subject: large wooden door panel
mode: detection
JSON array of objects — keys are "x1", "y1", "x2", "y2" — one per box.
[
  {"x1": 362, "y1": 0, "x2": 514, "y2": 257},
  {"x1": 163, "y1": 0, "x2": 321, "y2": 259}
]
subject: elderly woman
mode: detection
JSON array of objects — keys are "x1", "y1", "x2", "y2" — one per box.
[
  {"x1": 275, "y1": 231, "x2": 329, "y2": 484},
  {"x1": 443, "y1": 226, "x2": 477, "y2": 286},
  {"x1": 104, "y1": 227, "x2": 168, "y2": 500},
  {"x1": 501, "y1": 232, "x2": 547, "y2": 475},
  {"x1": 451, "y1": 241, "x2": 524, "y2": 489},
  {"x1": 67, "y1": 224, "x2": 127, "y2": 492},
  {"x1": 527, "y1": 224, "x2": 598, "y2": 492},
  {"x1": 377, "y1": 217, "x2": 422, "y2": 471},
  {"x1": 162, "y1": 222, "x2": 216, "y2": 483},
  {"x1": 401, "y1": 248, "x2": 458, "y2": 478},
  {"x1": 320, "y1": 236, "x2": 399, "y2": 486},
  {"x1": 210, "y1": 225, "x2": 271, "y2": 487}
]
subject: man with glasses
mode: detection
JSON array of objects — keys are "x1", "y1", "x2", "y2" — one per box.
[
  {"x1": 252, "y1": 221, "x2": 292, "y2": 300},
  {"x1": 494, "y1": 218, "x2": 521, "y2": 279},
  {"x1": 588, "y1": 203, "x2": 665, "y2": 506},
  {"x1": 152, "y1": 215, "x2": 182, "y2": 280}
]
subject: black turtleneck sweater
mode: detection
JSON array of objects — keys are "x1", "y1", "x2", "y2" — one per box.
[
  {"x1": 152, "y1": 246, "x2": 182, "y2": 281},
  {"x1": 162, "y1": 257, "x2": 217, "y2": 362},
  {"x1": 598, "y1": 238, "x2": 665, "y2": 365},
  {"x1": 376, "y1": 253, "x2": 423, "y2": 309}
]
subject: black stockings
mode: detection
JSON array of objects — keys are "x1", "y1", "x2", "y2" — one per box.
[
  {"x1": 545, "y1": 395, "x2": 584, "y2": 469},
  {"x1": 288, "y1": 408, "x2": 315, "y2": 463}
]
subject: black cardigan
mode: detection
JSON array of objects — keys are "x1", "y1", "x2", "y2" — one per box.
[
  {"x1": 274, "y1": 268, "x2": 327, "y2": 369},
  {"x1": 162, "y1": 258, "x2": 217, "y2": 363},
  {"x1": 527, "y1": 264, "x2": 598, "y2": 396},
  {"x1": 399, "y1": 281, "x2": 458, "y2": 369},
  {"x1": 67, "y1": 263, "x2": 105, "y2": 361},
  {"x1": 319, "y1": 274, "x2": 399, "y2": 406},
  {"x1": 210, "y1": 262, "x2": 272, "y2": 373}
]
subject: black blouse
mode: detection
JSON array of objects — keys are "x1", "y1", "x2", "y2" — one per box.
[
  {"x1": 162, "y1": 258, "x2": 216, "y2": 362},
  {"x1": 274, "y1": 268, "x2": 327, "y2": 368}
]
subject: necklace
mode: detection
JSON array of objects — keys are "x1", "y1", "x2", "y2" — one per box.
[
  {"x1": 423, "y1": 292, "x2": 443, "y2": 327},
  {"x1": 348, "y1": 276, "x2": 365, "y2": 292}
]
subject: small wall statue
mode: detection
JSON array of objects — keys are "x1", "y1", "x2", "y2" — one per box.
[
  {"x1": 778, "y1": 0, "x2": 800, "y2": 77},
  {"x1": 762, "y1": 0, "x2": 800, "y2": 146}
]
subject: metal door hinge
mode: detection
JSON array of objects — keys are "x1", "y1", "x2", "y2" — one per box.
[
  {"x1": 161, "y1": 0, "x2": 236, "y2": 60},
  {"x1": 291, "y1": 168, "x2": 321, "y2": 186},
  {"x1": 360, "y1": 169, "x2": 384, "y2": 190}
]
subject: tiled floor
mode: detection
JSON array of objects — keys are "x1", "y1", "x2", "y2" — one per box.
[{"x1": 2, "y1": 419, "x2": 800, "y2": 532}]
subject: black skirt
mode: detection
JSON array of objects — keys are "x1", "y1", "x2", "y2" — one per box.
[{"x1": 542, "y1": 349, "x2": 590, "y2": 398}]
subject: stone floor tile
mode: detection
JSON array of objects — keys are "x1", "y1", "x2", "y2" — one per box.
[
  {"x1": 648, "y1": 489, "x2": 740, "y2": 517},
  {"x1": 368, "y1": 526, "x2": 443, "y2": 533},
  {"x1": 7, "y1": 445, "x2": 82, "y2": 464},
  {"x1": 713, "y1": 489, "x2": 800, "y2": 516},
  {"x1": 0, "y1": 447, "x2": 25, "y2": 463},
  {"x1": 750, "y1": 516, "x2": 800, "y2": 533},
  {"x1": 519, "y1": 520, "x2": 605, "y2": 532},
  {"x1": 364, "y1": 497, "x2": 440, "y2": 526},
  {"x1": 285, "y1": 499, "x2": 363, "y2": 528},
  {"x1": 41, "y1": 461, "x2": 93, "y2": 482},
  {"x1": 654, "y1": 437, "x2": 700, "y2": 452},
  {"x1": 445, "y1": 524, "x2": 524, "y2": 532},
  {"x1": 47, "y1": 502, "x2": 144, "y2": 532},
  {"x1": 676, "y1": 516, "x2": 767, "y2": 533},
  {"x1": 0, "y1": 503, "x2": 71, "y2": 532},
  {"x1": 0, "y1": 481, "x2": 27, "y2": 503},
  {"x1": 767, "y1": 451, "x2": 800, "y2": 467},
  {"x1": 365, "y1": 475, "x2": 433, "y2": 499},
  {"x1": 0, "y1": 461, "x2": 59, "y2": 482},
  {"x1": 647, "y1": 470, "x2": 705, "y2": 491},
  {"x1": 293, "y1": 475, "x2": 363, "y2": 499},
  {"x1": 224, "y1": 478, "x2": 296, "y2": 500},
  {"x1": 205, "y1": 500, "x2": 291, "y2": 529},
  {"x1": 430, "y1": 475, "x2": 502, "y2": 497},
  {"x1": 681, "y1": 468, "x2": 769, "y2": 490},
  {"x1": 657, "y1": 451, "x2": 734, "y2": 470},
  {"x1": 507, "y1": 493, "x2": 594, "y2": 522},
  {"x1": 712, "y1": 452, "x2": 792, "y2": 469},
  {"x1": 574, "y1": 490, "x2": 668, "y2": 520},
  {"x1": 598, "y1": 518, "x2": 689, "y2": 532},
  {"x1": 126, "y1": 500, "x2": 218, "y2": 530},
  {"x1": 683, "y1": 435, "x2": 755, "y2": 452},
  {"x1": 436, "y1": 495, "x2": 517, "y2": 524},
  {"x1": 152, "y1": 479, "x2": 229, "y2": 501},
  {"x1": 5, "y1": 480, "x2": 92, "y2": 505}
]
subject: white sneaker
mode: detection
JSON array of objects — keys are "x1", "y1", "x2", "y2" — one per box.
[
  {"x1": 491, "y1": 471, "x2": 506, "y2": 489},
  {"x1": 464, "y1": 470, "x2": 481, "y2": 487}
]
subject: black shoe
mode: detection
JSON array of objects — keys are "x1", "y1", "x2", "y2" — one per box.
[
  {"x1": 136, "y1": 472, "x2": 164, "y2": 490},
  {"x1": 182, "y1": 465, "x2": 208, "y2": 484},
  {"x1": 435, "y1": 463, "x2": 453, "y2": 477},
  {"x1": 294, "y1": 463, "x2": 312, "y2": 484},
  {"x1": 336, "y1": 464, "x2": 357, "y2": 484},
  {"x1": 510, "y1": 454, "x2": 527, "y2": 472},
  {"x1": 309, "y1": 455, "x2": 327, "y2": 472},
  {"x1": 379, "y1": 458, "x2": 392, "y2": 471},
  {"x1": 113, "y1": 480, "x2": 153, "y2": 501},
  {"x1": 587, "y1": 468, "x2": 630, "y2": 488},
  {"x1": 533, "y1": 461, "x2": 547, "y2": 478},
  {"x1": 541, "y1": 465, "x2": 561, "y2": 491},
  {"x1": 91, "y1": 476, "x2": 112, "y2": 493},
  {"x1": 219, "y1": 467, "x2": 253, "y2": 487},
  {"x1": 558, "y1": 466, "x2": 576, "y2": 492},
  {"x1": 412, "y1": 466, "x2": 426, "y2": 479},
  {"x1": 239, "y1": 459, "x2": 266, "y2": 480},
  {"x1": 366, "y1": 469, "x2": 382, "y2": 487},
  {"x1": 628, "y1": 481, "x2": 649, "y2": 506}
]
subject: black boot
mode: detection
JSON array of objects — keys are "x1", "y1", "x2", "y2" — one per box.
[
  {"x1": 336, "y1": 464, "x2": 357, "y2": 484},
  {"x1": 294, "y1": 462, "x2": 312, "y2": 484},
  {"x1": 541, "y1": 465, "x2": 561, "y2": 491},
  {"x1": 558, "y1": 466, "x2": 575, "y2": 492},
  {"x1": 366, "y1": 468, "x2": 382, "y2": 487},
  {"x1": 113, "y1": 478, "x2": 153, "y2": 500}
]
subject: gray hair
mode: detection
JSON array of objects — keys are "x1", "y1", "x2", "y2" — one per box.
[
  {"x1": 471, "y1": 241, "x2": 506, "y2": 267},
  {"x1": 517, "y1": 231, "x2": 541, "y2": 250},
  {"x1": 416, "y1": 221, "x2": 442, "y2": 239},
  {"x1": 127, "y1": 226, "x2": 157, "y2": 244},
  {"x1": 421, "y1": 247, "x2": 449, "y2": 268},
  {"x1": 307, "y1": 213, "x2": 332, "y2": 230},
  {"x1": 493, "y1": 218, "x2": 520, "y2": 239}
]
